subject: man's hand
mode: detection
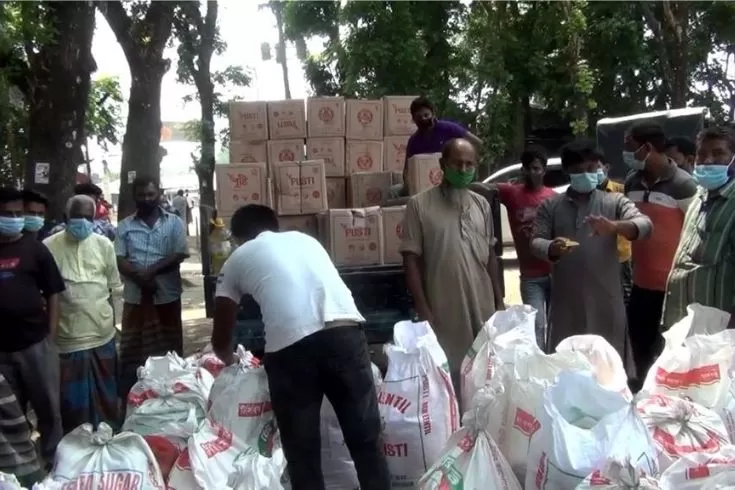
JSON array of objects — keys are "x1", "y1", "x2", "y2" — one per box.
[
  {"x1": 584, "y1": 215, "x2": 619, "y2": 237},
  {"x1": 548, "y1": 237, "x2": 576, "y2": 259}
]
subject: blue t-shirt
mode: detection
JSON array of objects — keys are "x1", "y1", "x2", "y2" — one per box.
[{"x1": 405, "y1": 119, "x2": 467, "y2": 162}]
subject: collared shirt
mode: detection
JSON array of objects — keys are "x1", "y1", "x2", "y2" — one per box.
[
  {"x1": 601, "y1": 179, "x2": 632, "y2": 263},
  {"x1": 43, "y1": 232, "x2": 122, "y2": 353},
  {"x1": 663, "y1": 178, "x2": 735, "y2": 327},
  {"x1": 405, "y1": 120, "x2": 467, "y2": 161},
  {"x1": 625, "y1": 163, "x2": 697, "y2": 291},
  {"x1": 49, "y1": 219, "x2": 116, "y2": 241},
  {"x1": 216, "y1": 231, "x2": 365, "y2": 353},
  {"x1": 114, "y1": 209, "x2": 189, "y2": 305}
]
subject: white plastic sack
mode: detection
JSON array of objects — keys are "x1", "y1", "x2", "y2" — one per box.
[
  {"x1": 662, "y1": 303, "x2": 730, "y2": 348},
  {"x1": 226, "y1": 447, "x2": 286, "y2": 490},
  {"x1": 636, "y1": 394, "x2": 730, "y2": 472},
  {"x1": 42, "y1": 423, "x2": 165, "y2": 489},
  {"x1": 187, "y1": 418, "x2": 281, "y2": 489},
  {"x1": 207, "y1": 360, "x2": 275, "y2": 447},
  {"x1": 167, "y1": 448, "x2": 202, "y2": 490},
  {"x1": 418, "y1": 385, "x2": 521, "y2": 489},
  {"x1": 460, "y1": 305, "x2": 540, "y2": 405},
  {"x1": 641, "y1": 333, "x2": 735, "y2": 441},
  {"x1": 495, "y1": 351, "x2": 592, "y2": 482},
  {"x1": 556, "y1": 335, "x2": 631, "y2": 399},
  {"x1": 379, "y1": 320, "x2": 460, "y2": 488},
  {"x1": 575, "y1": 459, "x2": 661, "y2": 489},
  {"x1": 659, "y1": 445, "x2": 735, "y2": 489},
  {"x1": 320, "y1": 363, "x2": 382, "y2": 490},
  {"x1": 526, "y1": 371, "x2": 657, "y2": 490},
  {"x1": 187, "y1": 344, "x2": 260, "y2": 379},
  {"x1": 0, "y1": 472, "x2": 23, "y2": 490}
]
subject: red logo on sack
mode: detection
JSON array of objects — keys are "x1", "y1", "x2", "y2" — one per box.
[
  {"x1": 652, "y1": 426, "x2": 723, "y2": 456},
  {"x1": 278, "y1": 149, "x2": 295, "y2": 161},
  {"x1": 128, "y1": 388, "x2": 156, "y2": 407},
  {"x1": 228, "y1": 173, "x2": 249, "y2": 188},
  {"x1": 686, "y1": 464, "x2": 711, "y2": 480},
  {"x1": 395, "y1": 222, "x2": 404, "y2": 238},
  {"x1": 588, "y1": 470, "x2": 611, "y2": 485},
  {"x1": 200, "y1": 424, "x2": 233, "y2": 458},
  {"x1": 357, "y1": 155, "x2": 373, "y2": 170},
  {"x1": 318, "y1": 106, "x2": 334, "y2": 123},
  {"x1": 513, "y1": 407, "x2": 541, "y2": 437},
  {"x1": 238, "y1": 402, "x2": 272, "y2": 417},
  {"x1": 429, "y1": 168, "x2": 443, "y2": 186},
  {"x1": 655, "y1": 364, "x2": 722, "y2": 389},
  {"x1": 366, "y1": 187, "x2": 382, "y2": 204},
  {"x1": 357, "y1": 108, "x2": 373, "y2": 125}
]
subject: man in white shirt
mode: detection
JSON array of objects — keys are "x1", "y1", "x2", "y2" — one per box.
[{"x1": 212, "y1": 204, "x2": 389, "y2": 490}]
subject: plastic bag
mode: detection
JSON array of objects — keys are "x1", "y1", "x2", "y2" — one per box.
[
  {"x1": 187, "y1": 344, "x2": 260, "y2": 379},
  {"x1": 379, "y1": 320, "x2": 460, "y2": 488},
  {"x1": 41, "y1": 423, "x2": 165, "y2": 489},
  {"x1": 320, "y1": 363, "x2": 382, "y2": 490},
  {"x1": 526, "y1": 371, "x2": 658, "y2": 490},
  {"x1": 496, "y1": 351, "x2": 592, "y2": 482},
  {"x1": 187, "y1": 418, "x2": 280, "y2": 488},
  {"x1": 556, "y1": 335, "x2": 631, "y2": 399},
  {"x1": 418, "y1": 386, "x2": 522, "y2": 490},
  {"x1": 575, "y1": 459, "x2": 662, "y2": 489},
  {"x1": 226, "y1": 447, "x2": 287, "y2": 490},
  {"x1": 636, "y1": 394, "x2": 730, "y2": 472},
  {"x1": 460, "y1": 305, "x2": 541, "y2": 405},
  {"x1": 662, "y1": 303, "x2": 730, "y2": 348},
  {"x1": 167, "y1": 447, "x2": 202, "y2": 490},
  {"x1": 0, "y1": 473, "x2": 23, "y2": 490},
  {"x1": 659, "y1": 445, "x2": 735, "y2": 489}
]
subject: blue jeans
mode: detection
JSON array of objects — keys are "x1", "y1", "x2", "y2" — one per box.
[{"x1": 520, "y1": 275, "x2": 552, "y2": 351}]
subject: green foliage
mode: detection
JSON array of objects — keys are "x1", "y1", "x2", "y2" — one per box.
[{"x1": 86, "y1": 76, "x2": 124, "y2": 151}]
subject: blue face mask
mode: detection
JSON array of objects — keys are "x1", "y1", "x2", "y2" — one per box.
[
  {"x1": 66, "y1": 218, "x2": 94, "y2": 241},
  {"x1": 596, "y1": 169, "x2": 606, "y2": 186},
  {"x1": 569, "y1": 172, "x2": 599, "y2": 193},
  {"x1": 622, "y1": 147, "x2": 647, "y2": 171},
  {"x1": 693, "y1": 164, "x2": 731, "y2": 191},
  {"x1": 0, "y1": 217, "x2": 25, "y2": 237},
  {"x1": 24, "y1": 215, "x2": 45, "y2": 232}
]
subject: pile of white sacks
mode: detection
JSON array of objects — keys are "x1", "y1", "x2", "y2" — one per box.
[{"x1": 6, "y1": 302, "x2": 735, "y2": 489}]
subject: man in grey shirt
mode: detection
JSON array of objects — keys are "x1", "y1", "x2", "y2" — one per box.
[{"x1": 530, "y1": 140, "x2": 652, "y2": 358}]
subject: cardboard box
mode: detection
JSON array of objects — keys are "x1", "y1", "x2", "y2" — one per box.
[
  {"x1": 346, "y1": 100, "x2": 383, "y2": 140},
  {"x1": 267, "y1": 139, "x2": 305, "y2": 172},
  {"x1": 229, "y1": 101, "x2": 268, "y2": 141},
  {"x1": 348, "y1": 172, "x2": 392, "y2": 208},
  {"x1": 268, "y1": 100, "x2": 307, "y2": 140},
  {"x1": 215, "y1": 162, "x2": 268, "y2": 215},
  {"x1": 306, "y1": 138, "x2": 345, "y2": 177},
  {"x1": 307, "y1": 97, "x2": 345, "y2": 137},
  {"x1": 383, "y1": 96, "x2": 417, "y2": 136},
  {"x1": 273, "y1": 160, "x2": 328, "y2": 215},
  {"x1": 406, "y1": 153, "x2": 443, "y2": 195},
  {"x1": 229, "y1": 140, "x2": 267, "y2": 164},
  {"x1": 346, "y1": 140, "x2": 384, "y2": 174},
  {"x1": 325, "y1": 207, "x2": 383, "y2": 266},
  {"x1": 326, "y1": 177, "x2": 346, "y2": 208},
  {"x1": 279, "y1": 214, "x2": 319, "y2": 238},
  {"x1": 382, "y1": 206, "x2": 406, "y2": 264},
  {"x1": 383, "y1": 135, "x2": 409, "y2": 173}
]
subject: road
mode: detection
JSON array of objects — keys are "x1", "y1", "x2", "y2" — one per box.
[{"x1": 112, "y1": 238, "x2": 524, "y2": 356}]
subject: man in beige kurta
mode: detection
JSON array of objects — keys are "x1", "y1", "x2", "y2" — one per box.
[{"x1": 399, "y1": 139, "x2": 504, "y2": 397}]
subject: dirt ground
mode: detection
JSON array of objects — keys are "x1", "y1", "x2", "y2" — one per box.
[{"x1": 112, "y1": 237, "x2": 524, "y2": 357}]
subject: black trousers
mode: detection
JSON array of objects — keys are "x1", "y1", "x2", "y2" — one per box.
[
  {"x1": 627, "y1": 285, "x2": 665, "y2": 389},
  {"x1": 263, "y1": 325, "x2": 389, "y2": 490}
]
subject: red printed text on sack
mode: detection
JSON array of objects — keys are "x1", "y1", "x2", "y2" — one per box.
[
  {"x1": 686, "y1": 464, "x2": 711, "y2": 480},
  {"x1": 238, "y1": 401, "x2": 272, "y2": 417},
  {"x1": 200, "y1": 424, "x2": 233, "y2": 458},
  {"x1": 513, "y1": 407, "x2": 541, "y2": 437},
  {"x1": 652, "y1": 426, "x2": 722, "y2": 455},
  {"x1": 383, "y1": 441, "x2": 409, "y2": 457},
  {"x1": 128, "y1": 388, "x2": 156, "y2": 407},
  {"x1": 378, "y1": 391, "x2": 411, "y2": 414},
  {"x1": 588, "y1": 470, "x2": 611, "y2": 485},
  {"x1": 655, "y1": 364, "x2": 722, "y2": 389},
  {"x1": 421, "y1": 374, "x2": 432, "y2": 435},
  {"x1": 60, "y1": 471, "x2": 142, "y2": 490},
  {"x1": 534, "y1": 452, "x2": 548, "y2": 489}
]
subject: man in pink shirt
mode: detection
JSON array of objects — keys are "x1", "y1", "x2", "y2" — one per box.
[{"x1": 472, "y1": 147, "x2": 556, "y2": 349}]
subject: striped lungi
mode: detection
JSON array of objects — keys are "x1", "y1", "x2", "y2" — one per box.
[
  {"x1": 59, "y1": 338, "x2": 120, "y2": 434},
  {"x1": 119, "y1": 299, "x2": 183, "y2": 400},
  {"x1": 0, "y1": 374, "x2": 42, "y2": 484}
]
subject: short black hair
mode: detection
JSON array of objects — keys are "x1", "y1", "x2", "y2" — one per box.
[
  {"x1": 409, "y1": 96, "x2": 434, "y2": 116},
  {"x1": 666, "y1": 136, "x2": 696, "y2": 157},
  {"x1": 628, "y1": 120, "x2": 667, "y2": 152},
  {"x1": 697, "y1": 126, "x2": 735, "y2": 152},
  {"x1": 520, "y1": 146, "x2": 548, "y2": 168},
  {"x1": 132, "y1": 175, "x2": 160, "y2": 194},
  {"x1": 22, "y1": 189, "x2": 49, "y2": 207},
  {"x1": 230, "y1": 204, "x2": 279, "y2": 241},
  {"x1": 177, "y1": 189, "x2": 184, "y2": 196},
  {"x1": 73, "y1": 182, "x2": 102, "y2": 198},
  {"x1": 560, "y1": 139, "x2": 600, "y2": 169},
  {"x1": 0, "y1": 187, "x2": 23, "y2": 205}
]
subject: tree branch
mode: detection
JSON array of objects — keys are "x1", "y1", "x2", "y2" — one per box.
[{"x1": 96, "y1": 1, "x2": 137, "y2": 63}]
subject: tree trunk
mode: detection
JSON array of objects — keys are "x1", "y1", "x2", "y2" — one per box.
[
  {"x1": 117, "y1": 62, "x2": 166, "y2": 218},
  {"x1": 273, "y1": 6, "x2": 292, "y2": 99},
  {"x1": 197, "y1": 79, "x2": 216, "y2": 275},
  {"x1": 25, "y1": 2, "x2": 95, "y2": 221}
]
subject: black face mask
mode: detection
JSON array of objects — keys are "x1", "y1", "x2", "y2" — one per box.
[{"x1": 136, "y1": 200, "x2": 158, "y2": 215}]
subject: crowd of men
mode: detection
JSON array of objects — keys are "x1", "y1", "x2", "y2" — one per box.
[{"x1": 0, "y1": 177, "x2": 189, "y2": 485}]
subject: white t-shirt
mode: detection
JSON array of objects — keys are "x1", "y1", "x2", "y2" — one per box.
[{"x1": 215, "y1": 230, "x2": 366, "y2": 352}]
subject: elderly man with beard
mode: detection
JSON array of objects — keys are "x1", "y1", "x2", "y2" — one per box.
[{"x1": 400, "y1": 138, "x2": 504, "y2": 399}]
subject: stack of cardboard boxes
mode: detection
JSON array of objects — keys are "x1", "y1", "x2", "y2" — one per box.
[{"x1": 217, "y1": 96, "x2": 443, "y2": 267}]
